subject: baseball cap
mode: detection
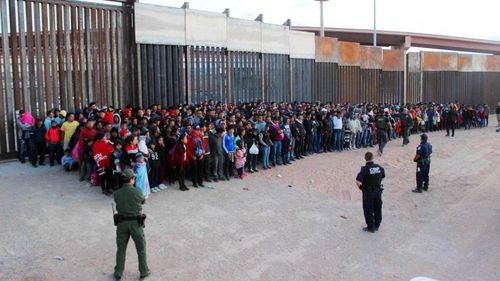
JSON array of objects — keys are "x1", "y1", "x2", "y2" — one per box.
[{"x1": 120, "y1": 170, "x2": 137, "y2": 182}]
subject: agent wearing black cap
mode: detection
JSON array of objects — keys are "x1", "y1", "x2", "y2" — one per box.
[
  {"x1": 356, "y1": 152, "x2": 385, "y2": 233},
  {"x1": 413, "y1": 134, "x2": 433, "y2": 193}
]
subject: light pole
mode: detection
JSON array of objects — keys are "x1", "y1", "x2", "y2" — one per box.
[
  {"x1": 314, "y1": 0, "x2": 329, "y2": 37},
  {"x1": 373, "y1": 0, "x2": 377, "y2": 46}
]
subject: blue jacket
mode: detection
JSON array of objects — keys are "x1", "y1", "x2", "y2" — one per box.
[{"x1": 223, "y1": 133, "x2": 235, "y2": 153}]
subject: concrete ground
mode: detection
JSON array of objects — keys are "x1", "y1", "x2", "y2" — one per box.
[{"x1": 1, "y1": 121, "x2": 499, "y2": 281}]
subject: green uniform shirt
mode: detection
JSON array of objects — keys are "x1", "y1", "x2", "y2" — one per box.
[{"x1": 114, "y1": 183, "x2": 145, "y2": 216}]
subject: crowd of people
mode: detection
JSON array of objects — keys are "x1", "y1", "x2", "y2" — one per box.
[{"x1": 15, "y1": 100, "x2": 498, "y2": 198}]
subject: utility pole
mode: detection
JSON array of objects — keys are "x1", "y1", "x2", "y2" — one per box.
[
  {"x1": 314, "y1": 0, "x2": 329, "y2": 37},
  {"x1": 373, "y1": 0, "x2": 377, "y2": 46}
]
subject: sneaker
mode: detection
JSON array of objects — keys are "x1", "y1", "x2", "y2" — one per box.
[
  {"x1": 151, "y1": 187, "x2": 159, "y2": 193},
  {"x1": 199, "y1": 183, "x2": 205, "y2": 188},
  {"x1": 140, "y1": 270, "x2": 151, "y2": 279},
  {"x1": 412, "y1": 189, "x2": 422, "y2": 193},
  {"x1": 159, "y1": 184, "x2": 168, "y2": 190}
]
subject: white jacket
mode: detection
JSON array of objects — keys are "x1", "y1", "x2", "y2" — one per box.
[{"x1": 348, "y1": 118, "x2": 361, "y2": 133}]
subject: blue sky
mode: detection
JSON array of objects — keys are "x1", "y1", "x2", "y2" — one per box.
[{"x1": 135, "y1": 0, "x2": 499, "y2": 41}]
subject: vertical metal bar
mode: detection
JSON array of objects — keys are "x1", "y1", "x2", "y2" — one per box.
[
  {"x1": 27, "y1": 0, "x2": 38, "y2": 112},
  {"x1": 172, "y1": 45, "x2": 179, "y2": 105},
  {"x1": 189, "y1": 46, "x2": 194, "y2": 104},
  {"x1": 18, "y1": 0, "x2": 29, "y2": 110},
  {"x1": 110, "y1": 11, "x2": 118, "y2": 107},
  {"x1": 206, "y1": 46, "x2": 211, "y2": 100},
  {"x1": 41, "y1": 2, "x2": 51, "y2": 110},
  {"x1": 33, "y1": 2, "x2": 45, "y2": 115},
  {"x1": 9, "y1": 0, "x2": 21, "y2": 110},
  {"x1": 214, "y1": 47, "x2": 219, "y2": 101},
  {"x1": 147, "y1": 44, "x2": 154, "y2": 106},
  {"x1": 97, "y1": 8, "x2": 106, "y2": 105},
  {"x1": 160, "y1": 45, "x2": 167, "y2": 106},
  {"x1": 71, "y1": 5, "x2": 82, "y2": 110},
  {"x1": 116, "y1": 11, "x2": 123, "y2": 106},
  {"x1": 78, "y1": 7, "x2": 87, "y2": 106},
  {"x1": 1, "y1": 0, "x2": 16, "y2": 152},
  {"x1": 104, "y1": 10, "x2": 112, "y2": 106},
  {"x1": 195, "y1": 46, "x2": 201, "y2": 103},
  {"x1": 140, "y1": 45, "x2": 147, "y2": 106},
  {"x1": 154, "y1": 45, "x2": 160, "y2": 105},
  {"x1": 211, "y1": 47, "x2": 216, "y2": 101},
  {"x1": 64, "y1": 4, "x2": 73, "y2": 110},
  {"x1": 167, "y1": 45, "x2": 173, "y2": 106},
  {"x1": 84, "y1": 7, "x2": 93, "y2": 104},
  {"x1": 179, "y1": 46, "x2": 186, "y2": 104},
  {"x1": 91, "y1": 8, "x2": 100, "y2": 104},
  {"x1": 50, "y1": 3, "x2": 59, "y2": 107}
]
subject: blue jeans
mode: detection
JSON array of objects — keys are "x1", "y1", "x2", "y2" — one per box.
[
  {"x1": 85, "y1": 162, "x2": 95, "y2": 181},
  {"x1": 261, "y1": 146, "x2": 270, "y2": 167},
  {"x1": 271, "y1": 141, "x2": 282, "y2": 165},
  {"x1": 18, "y1": 139, "x2": 29, "y2": 162},
  {"x1": 313, "y1": 132, "x2": 322, "y2": 153},
  {"x1": 289, "y1": 138, "x2": 295, "y2": 159},
  {"x1": 333, "y1": 129, "x2": 343, "y2": 151}
]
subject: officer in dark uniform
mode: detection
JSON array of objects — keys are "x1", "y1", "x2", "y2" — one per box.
[
  {"x1": 356, "y1": 152, "x2": 386, "y2": 233},
  {"x1": 412, "y1": 134, "x2": 433, "y2": 193},
  {"x1": 375, "y1": 109, "x2": 391, "y2": 156},
  {"x1": 113, "y1": 170, "x2": 150, "y2": 280}
]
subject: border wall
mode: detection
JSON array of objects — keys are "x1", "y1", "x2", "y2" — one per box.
[{"x1": 1, "y1": 1, "x2": 500, "y2": 158}]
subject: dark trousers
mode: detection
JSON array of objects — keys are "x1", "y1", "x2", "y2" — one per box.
[
  {"x1": 223, "y1": 153, "x2": 234, "y2": 177},
  {"x1": 100, "y1": 167, "x2": 113, "y2": 193},
  {"x1": 190, "y1": 157, "x2": 204, "y2": 185},
  {"x1": 294, "y1": 137, "x2": 304, "y2": 157},
  {"x1": 305, "y1": 134, "x2": 313, "y2": 154},
  {"x1": 323, "y1": 132, "x2": 333, "y2": 151},
  {"x1": 149, "y1": 165, "x2": 160, "y2": 188},
  {"x1": 248, "y1": 154, "x2": 258, "y2": 171},
  {"x1": 416, "y1": 163, "x2": 430, "y2": 191},
  {"x1": 402, "y1": 127, "x2": 410, "y2": 145},
  {"x1": 362, "y1": 191, "x2": 383, "y2": 231},
  {"x1": 377, "y1": 130, "x2": 388, "y2": 153},
  {"x1": 203, "y1": 154, "x2": 212, "y2": 179},
  {"x1": 177, "y1": 165, "x2": 186, "y2": 188},
  {"x1": 446, "y1": 121, "x2": 455, "y2": 136},
  {"x1": 31, "y1": 141, "x2": 46, "y2": 165},
  {"x1": 48, "y1": 142, "x2": 61, "y2": 165}
]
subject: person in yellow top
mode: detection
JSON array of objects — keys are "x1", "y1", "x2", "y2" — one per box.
[{"x1": 61, "y1": 113, "x2": 79, "y2": 150}]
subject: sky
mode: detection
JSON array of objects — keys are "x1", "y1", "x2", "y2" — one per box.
[{"x1": 135, "y1": 0, "x2": 500, "y2": 41}]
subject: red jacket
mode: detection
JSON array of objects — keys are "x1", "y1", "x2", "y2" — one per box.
[
  {"x1": 102, "y1": 111, "x2": 114, "y2": 125},
  {"x1": 93, "y1": 140, "x2": 114, "y2": 169},
  {"x1": 174, "y1": 143, "x2": 189, "y2": 166},
  {"x1": 79, "y1": 127, "x2": 97, "y2": 149},
  {"x1": 186, "y1": 132, "x2": 206, "y2": 159},
  {"x1": 45, "y1": 127, "x2": 61, "y2": 143}
]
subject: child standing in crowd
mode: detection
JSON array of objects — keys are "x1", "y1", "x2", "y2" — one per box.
[
  {"x1": 223, "y1": 126, "x2": 236, "y2": 180},
  {"x1": 134, "y1": 153, "x2": 151, "y2": 199},
  {"x1": 110, "y1": 141, "x2": 124, "y2": 190},
  {"x1": 45, "y1": 120, "x2": 61, "y2": 166},
  {"x1": 61, "y1": 149, "x2": 76, "y2": 171},
  {"x1": 235, "y1": 140, "x2": 247, "y2": 179},
  {"x1": 148, "y1": 141, "x2": 163, "y2": 193}
]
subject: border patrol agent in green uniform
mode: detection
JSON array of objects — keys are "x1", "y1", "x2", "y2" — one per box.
[
  {"x1": 113, "y1": 170, "x2": 150, "y2": 280},
  {"x1": 400, "y1": 108, "x2": 413, "y2": 146}
]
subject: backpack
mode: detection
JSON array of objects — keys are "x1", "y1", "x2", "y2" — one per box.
[{"x1": 194, "y1": 138, "x2": 204, "y2": 157}]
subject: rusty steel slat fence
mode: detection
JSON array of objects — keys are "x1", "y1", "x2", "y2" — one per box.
[
  {"x1": 230, "y1": 50, "x2": 260, "y2": 103},
  {"x1": 137, "y1": 44, "x2": 186, "y2": 107},
  {"x1": 262, "y1": 53, "x2": 289, "y2": 102},
  {"x1": 313, "y1": 62, "x2": 337, "y2": 102},
  {"x1": 381, "y1": 71, "x2": 404, "y2": 104},
  {"x1": 291, "y1": 58, "x2": 313, "y2": 102},
  {"x1": 0, "y1": 0, "x2": 134, "y2": 158}
]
